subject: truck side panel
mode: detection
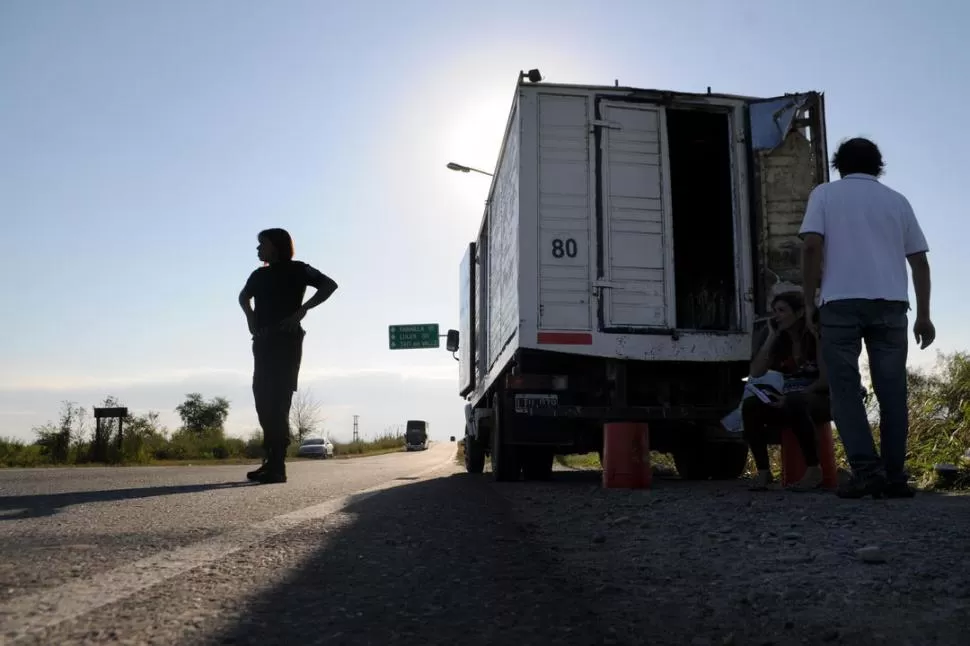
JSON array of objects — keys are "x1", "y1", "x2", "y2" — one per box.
[
  {"x1": 486, "y1": 103, "x2": 521, "y2": 372},
  {"x1": 457, "y1": 243, "x2": 475, "y2": 397},
  {"x1": 475, "y1": 233, "x2": 487, "y2": 394}
]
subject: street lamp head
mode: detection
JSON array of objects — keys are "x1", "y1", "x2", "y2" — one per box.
[{"x1": 447, "y1": 161, "x2": 493, "y2": 177}]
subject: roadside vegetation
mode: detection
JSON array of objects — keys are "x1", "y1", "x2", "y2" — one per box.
[
  {"x1": 7, "y1": 352, "x2": 968, "y2": 485},
  {"x1": 332, "y1": 432, "x2": 407, "y2": 458},
  {"x1": 0, "y1": 389, "x2": 404, "y2": 468}
]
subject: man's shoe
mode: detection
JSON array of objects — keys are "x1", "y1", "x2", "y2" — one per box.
[
  {"x1": 836, "y1": 472, "x2": 887, "y2": 499},
  {"x1": 883, "y1": 482, "x2": 916, "y2": 498}
]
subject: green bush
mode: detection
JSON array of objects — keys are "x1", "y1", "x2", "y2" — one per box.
[
  {"x1": 153, "y1": 428, "x2": 245, "y2": 461},
  {"x1": 894, "y1": 352, "x2": 970, "y2": 486},
  {"x1": 0, "y1": 438, "x2": 46, "y2": 467}
]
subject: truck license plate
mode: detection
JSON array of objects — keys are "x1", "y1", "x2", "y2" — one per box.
[{"x1": 514, "y1": 393, "x2": 558, "y2": 413}]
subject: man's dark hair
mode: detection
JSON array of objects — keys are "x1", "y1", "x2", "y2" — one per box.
[
  {"x1": 258, "y1": 228, "x2": 295, "y2": 262},
  {"x1": 831, "y1": 137, "x2": 885, "y2": 177}
]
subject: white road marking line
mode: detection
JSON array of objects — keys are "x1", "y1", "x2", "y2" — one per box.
[{"x1": 0, "y1": 454, "x2": 456, "y2": 643}]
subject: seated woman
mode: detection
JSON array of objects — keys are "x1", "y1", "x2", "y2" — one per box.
[{"x1": 744, "y1": 291, "x2": 830, "y2": 492}]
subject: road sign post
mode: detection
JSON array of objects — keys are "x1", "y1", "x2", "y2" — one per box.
[{"x1": 389, "y1": 324, "x2": 440, "y2": 350}]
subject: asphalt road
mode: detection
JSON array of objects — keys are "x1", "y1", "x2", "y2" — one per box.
[{"x1": 0, "y1": 444, "x2": 609, "y2": 645}]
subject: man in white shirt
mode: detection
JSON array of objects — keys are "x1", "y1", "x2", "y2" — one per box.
[{"x1": 799, "y1": 137, "x2": 935, "y2": 499}]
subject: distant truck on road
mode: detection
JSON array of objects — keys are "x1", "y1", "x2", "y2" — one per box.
[
  {"x1": 405, "y1": 420, "x2": 429, "y2": 451},
  {"x1": 446, "y1": 70, "x2": 829, "y2": 482}
]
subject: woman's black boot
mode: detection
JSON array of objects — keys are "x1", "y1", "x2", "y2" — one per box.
[
  {"x1": 247, "y1": 447, "x2": 273, "y2": 482},
  {"x1": 257, "y1": 449, "x2": 287, "y2": 484}
]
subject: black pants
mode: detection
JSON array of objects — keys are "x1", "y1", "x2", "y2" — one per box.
[
  {"x1": 742, "y1": 391, "x2": 829, "y2": 471},
  {"x1": 252, "y1": 329, "x2": 305, "y2": 459}
]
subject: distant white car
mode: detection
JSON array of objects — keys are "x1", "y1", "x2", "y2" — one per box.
[{"x1": 296, "y1": 437, "x2": 334, "y2": 459}]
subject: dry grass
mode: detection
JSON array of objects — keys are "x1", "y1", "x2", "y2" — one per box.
[{"x1": 332, "y1": 432, "x2": 406, "y2": 457}]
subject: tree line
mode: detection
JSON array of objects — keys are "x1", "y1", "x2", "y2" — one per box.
[{"x1": 9, "y1": 389, "x2": 328, "y2": 466}]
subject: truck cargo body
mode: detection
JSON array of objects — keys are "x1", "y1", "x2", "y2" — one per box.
[{"x1": 456, "y1": 79, "x2": 828, "y2": 481}]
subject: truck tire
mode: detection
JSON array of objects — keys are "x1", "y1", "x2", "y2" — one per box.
[
  {"x1": 673, "y1": 444, "x2": 710, "y2": 481},
  {"x1": 674, "y1": 441, "x2": 750, "y2": 481},
  {"x1": 521, "y1": 447, "x2": 554, "y2": 481},
  {"x1": 464, "y1": 435, "x2": 486, "y2": 474},
  {"x1": 490, "y1": 392, "x2": 521, "y2": 482},
  {"x1": 705, "y1": 442, "x2": 750, "y2": 480}
]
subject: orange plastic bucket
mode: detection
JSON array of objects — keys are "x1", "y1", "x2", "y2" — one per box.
[
  {"x1": 602, "y1": 422, "x2": 651, "y2": 489},
  {"x1": 780, "y1": 421, "x2": 838, "y2": 490}
]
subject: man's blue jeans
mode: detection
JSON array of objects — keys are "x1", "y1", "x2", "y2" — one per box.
[{"x1": 819, "y1": 299, "x2": 910, "y2": 484}]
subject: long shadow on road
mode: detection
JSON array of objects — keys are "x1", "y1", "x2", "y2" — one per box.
[
  {"x1": 212, "y1": 472, "x2": 615, "y2": 646},
  {"x1": 0, "y1": 482, "x2": 256, "y2": 520}
]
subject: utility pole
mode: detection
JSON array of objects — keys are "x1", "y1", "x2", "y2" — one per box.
[{"x1": 352, "y1": 415, "x2": 359, "y2": 443}]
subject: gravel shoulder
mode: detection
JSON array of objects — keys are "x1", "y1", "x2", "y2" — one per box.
[{"x1": 495, "y1": 470, "x2": 970, "y2": 646}]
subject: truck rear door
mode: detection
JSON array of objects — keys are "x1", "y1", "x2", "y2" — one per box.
[
  {"x1": 595, "y1": 100, "x2": 673, "y2": 331},
  {"x1": 536, "y1": 93, "x2": 595, "y2": 332},
  {"x1": 746, "y1": 92, "x2": 828, "y2": 313}
]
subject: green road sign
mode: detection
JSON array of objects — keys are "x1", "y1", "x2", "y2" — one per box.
[{"x1": 389, "y1": 324, "x2": 440, "y2": 350}]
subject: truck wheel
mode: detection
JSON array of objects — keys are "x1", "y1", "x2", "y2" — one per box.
[
  {"x1": 521, "y1": 447, "x2": 554, "y2": 481},
  {"x1": 464, "y1": 435, "x2": 486, "y2": 474},
  {"x1": 705, "y1": 442, "x2": 750, "y2": 480},
  {"x1": 490, "y1": 392, "x2": 521, "y2": 482},
  {"x1": 673, "y1": 445, "x2": 710, "y2": 481}
]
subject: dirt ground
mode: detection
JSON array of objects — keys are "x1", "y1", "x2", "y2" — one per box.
[{"x1": 494, "y1": 469, "x2": 970, "y2": 646}]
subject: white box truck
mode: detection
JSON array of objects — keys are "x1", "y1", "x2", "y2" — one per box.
[{"x1": 447, "y1": 71, "x2": 828, "y2": 482}]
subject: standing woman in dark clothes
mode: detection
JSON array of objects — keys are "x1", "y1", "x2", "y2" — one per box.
[{"x1": 238, "y1": 228, "x2": 338, "y2": 484}]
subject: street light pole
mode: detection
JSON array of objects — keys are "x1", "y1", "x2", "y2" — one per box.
[{"x1": 446, "y1": 162, "x2": 493, "y2": 177}]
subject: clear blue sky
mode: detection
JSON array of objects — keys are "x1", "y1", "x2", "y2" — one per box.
[{"x1": 2, "y1": 0, "x2": 967, "y2": 441}]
